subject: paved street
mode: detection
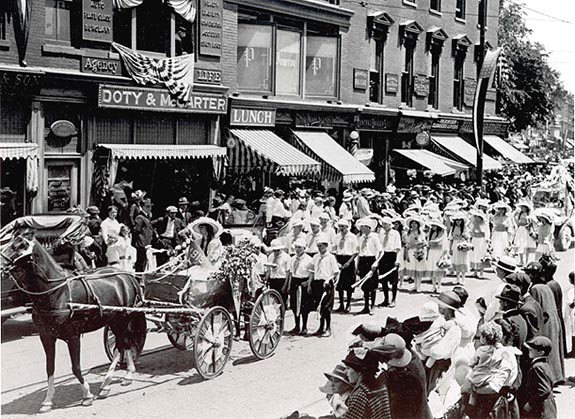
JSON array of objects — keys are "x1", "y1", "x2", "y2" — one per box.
[{"x1": 2, "y1": 249, "x2": 574, "y2": 419}]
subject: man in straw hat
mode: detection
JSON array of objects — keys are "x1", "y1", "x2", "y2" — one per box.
[
  {"x1": 356, "y1": 189, "x2": 373, "y2": 219},
  {"x1": 484, "y1": 255, "x2": 518, "y2": 322},
  {"x1": 333, "y1": 218, "x2": 358, "y2": 313},
  {"x1": 339, "y1": 190, "x2": 355, "y2": 222},
  {"x1": 356, "y1": 217, "x2": 383, "y2": 315},
  {"x1": 283, "y1": 238, "x2": 313, "y2": 335},
  {"x1": 265, "y1": 239, "x2": 290, "y2": 304},
  {"x1": 377, "y1": 216, "x2": 402, "y2": 308}
]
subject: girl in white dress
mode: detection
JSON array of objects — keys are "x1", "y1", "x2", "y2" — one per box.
[
  {"x1": 404, "y1": 217, "x2": 427, "y2": 292},
  {"x1": 535, "y1": 212, "x2": 555, "y2": 259},
  {"x1": 491, "y1": 202, "x2": 514, "y2": 259},
  {"x1": 426, "y1": 219, "x2": 449, "y2": 294},
  {"x1": 469, "y1": 210, "x2": 490, "y2": 278},
  {"x1": 449, "y1": 213, "x2": 469, "y2": 285},
  {"x1": 513, "y1": 201, "x2": 537, "y2": 266}
]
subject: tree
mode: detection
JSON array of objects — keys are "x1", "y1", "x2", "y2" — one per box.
[{"x1": 497, "y1": 1, "x2": 562, "y2": 131}]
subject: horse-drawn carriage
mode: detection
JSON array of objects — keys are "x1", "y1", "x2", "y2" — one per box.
[{"x1": 0, "y1": 214, "x2": 285, "y2": 411}]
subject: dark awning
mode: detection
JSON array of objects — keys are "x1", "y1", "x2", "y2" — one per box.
[{"x1": 483, "y1": 135, "x2": 534, "y2": 164}]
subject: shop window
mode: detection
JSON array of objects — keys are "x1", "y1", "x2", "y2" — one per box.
[
  {"x1": 45, "y1": 0, "x2": 72, "y2": 44},
  {"x1": 276, "y1": 29, "x2": 301, "y2": 96},
  {"x1": 455, "y1": 0, "x2": 466, "y2": 20},
  {"x1": 113, "y1": 8, "x2": 132, "y2": 48},
  {"x1": 305, "y1": 36, "x2": 338, "y2": 98},
  {"x1": 237, "y1": 24, "x2": 273, "y2": 93},
  {"x1": 428, "y1": 48, "x2": 440, "y2": 109},
  {"x1": 453, "y1": 53, "x2": 465, "y2": 110},
  {"x1": 136, "y1": 0, "x2": 169, "y2": 54},
  {"x1": 369, "y1": 38, "x2": 384, "y2": 103},
  {"x1": 401, "y1": 41, "x2": 415, "y2": 107},
  {"x1": 430, "y1": 0, "x2": 441, "y2": 12}
]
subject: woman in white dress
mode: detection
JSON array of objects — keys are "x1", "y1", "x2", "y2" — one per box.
[
  {"x1": 513, "y1": 201, "x2": 537, "y2": 266},
  {"x1": 426, "y1": 219, "x2": 449, "y2": 294},
  {"x1": 535, "y1": 212, "x2": 555, "y2": 259},
  {"x1": 449, "y1": 212, "x2": 469, "y2": 285},
  {"x1": 491, "y1": 202, "x2": 514, "y2": 259},
  {"x1": 404, "y1": 217, "x2": 427, "y2": 292},
  {"x1": 469, "y1": 209, "x2": 490, "y2": 278}
]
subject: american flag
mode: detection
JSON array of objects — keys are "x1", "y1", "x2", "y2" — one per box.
[{"x1": 112, "y1": 42, "x2": 195, "y2": 103}]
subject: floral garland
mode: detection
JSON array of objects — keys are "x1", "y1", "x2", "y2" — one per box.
[{"x1": 210, "y1": 239, "x2": 259, "y2": 298}]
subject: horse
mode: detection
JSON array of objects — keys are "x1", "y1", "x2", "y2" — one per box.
[{"x1": 0, "y1": 234, "x2": 146, "y2": 413}]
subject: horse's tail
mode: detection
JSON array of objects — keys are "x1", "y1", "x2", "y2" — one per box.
[{"x1": 120, "y1": 312, "x2": 147, "y2": 354}]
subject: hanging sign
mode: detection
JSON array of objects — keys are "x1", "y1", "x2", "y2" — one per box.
[
  {"x1": 82, "y1": 0, "x2": 114, "y2": 43},
  {"x1": 199, "y1": 0, "x2": 223, "y2": 57},
  {"x1": 81, "y1": 56, "x2": 121, "y2": 75},
  {"x1": 353, "y1": 69, "x2": 369, "y2": 90}
]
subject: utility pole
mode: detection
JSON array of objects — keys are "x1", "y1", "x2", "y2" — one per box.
[{"x1": 476, "y1": 0, "x2": 487, "y2": 189}]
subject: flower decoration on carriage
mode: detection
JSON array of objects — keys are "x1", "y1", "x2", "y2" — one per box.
[
  {"x1": 210, "y1": 239, "x2": 260, "y2": 299},
  {"x1": 456, "y1": 242, "x2": 474, "y2": 252}
]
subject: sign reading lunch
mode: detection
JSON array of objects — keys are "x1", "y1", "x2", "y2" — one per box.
[
  {"x1": 98, "y1": 85, "x2": 228, "y2": 114},
  {"x1": 82, "y1": 0, "x2": 113, "y2": 43},
  {"x1": 230, "y1": 108, "x2": 276, "y2": 126}
]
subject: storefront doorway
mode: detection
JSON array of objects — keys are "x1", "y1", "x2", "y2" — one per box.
[{"x1": 44, "y1": 160, "x2": 79, "y2": 212}]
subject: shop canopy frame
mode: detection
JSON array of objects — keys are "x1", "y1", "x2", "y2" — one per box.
[
  {"x1": 0, "y1": 143, "x2": 40, "y2": 192},
  {"x1": 227, "y1": 129, "x2": 321, "y2": 178},
  {"x1": 430, "y1": 135, "x2": 503, "y2": 171},
  {"x1": 393, "y1": 149, "x2": 469, "y2": 177},
  {"x1": 290, "y1": 130, "x2": 375, "y2": 184},
  {"x1": 483, "y1": 135, "x2": 534, "y2": 164}
]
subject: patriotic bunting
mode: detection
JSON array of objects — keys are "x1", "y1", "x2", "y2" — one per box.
[{"x1": 112, "y1": 42, "x2": 195, "y2": 103}]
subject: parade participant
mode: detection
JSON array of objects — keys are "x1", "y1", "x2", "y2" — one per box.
[
  {"x1": 520, "y1": 337, "x2": 557, "y2": 419},
  {"x1": 132, "y1": 198, "x2": 154, "y2": 272},
  {"x1": 491, "y1": 202, "x2": 514, "y2": 259},
  {"x1": 285, "y1": 219, "x2": 306, "y2": 255},
  {"x1": 369, "y1": 334, "x2": 432, "y2": 419},
  {"x1": 535, "y1": 212, "x2": 555, "y2": 259},
  {"x1": 391, "y1": 217, "x2": 406, "y2": 287},
  {"x1": 290, "y1": 200, "x2": 309, "y2": 232},
  {"x1": 264, "y1": 239, "x2": 290, "y2": 304},
  {"x1": 496, "y1": 284, "x2": 528, "y2": 349},
  {"x1": 305, "y1": 218, "x2": 321, "y2": 256},
  {"x1": 319, "y1": 212, "x2": 337, "y2": 245},
  {"x1": 426, "y1": 219, "x2": 449, "y2": 294},
  {"x1": 339, "y1": 191, "x2": 354, "y2": 223},
  {"x1": 309, "y1": 234, "x2": 339, "y2": 337},
  {"x1": 356, "y1": 218, "x2": 382, "y2": 315},
  {"x1": 325, "y1": 196, "x2": 338, "y2": 223},
  {"x1": 176, "y1": 197, "x2": 192, "y2": 224},
  {"x1": 106, "y1": 224, "x2": 136, "y2": 272},
  {"x1": 513, "y1": 201, "x2": 537, "y2": 266},
  {"x1": 356, "y1": 189, "x2": 373, "y2": 219},
  {"x1": 309, "y1": 195, "x2": 326, "y2": 220},
  {"x1": 469, "y1": 209, "x2": 490, "y2": 279},
  {"x1": 283, "y1": 238, "x2": 313, "y2": 335},
  {"x1": 319, "y1": 363, "x2": 354, "y2": 418},
  {"x1": 100, "y1": 205, "x2": 122, "y2": 244},
  {"x1": 333, "y1": 219, "x2": 358, "y2": 313},
  {"x1": 128, "y1": 189, "x2": 146, "y2": 228},
  {"x1": 448, "y1": 212, "x2": 470, "y2": 286},
  {"x1": 404, "y1": 216, "x2": 427, "y2": 292},
  {"x1": 152, "y1": 206, "x2": 185, "y2": 266},
  {"x1": 189, "y1": 216, "x2": 224, "y2": 269},
  {"x1": 378, "y1": 217, "x2": 402, "y2": 307},
  {"x1": 342, "y1": 350, "x2": 392, "y2": 419}
]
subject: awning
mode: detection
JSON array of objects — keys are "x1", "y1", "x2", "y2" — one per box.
[
  {"x1": 0, "y1": 143, "x2": 39, "y2": 160},
  {"x1": 566, "y1": 139, "x2": 574, "y2": 149},
  {"x1": 227, "y1": 129, "x2": 321, "y2": 177},
  {"x1": 95, "y1": 144, "x2": 227, "y2": 160},
  {"x1": 393, "y1": 149, "x2": 469, "y2": 177},
  {"x1": 291, "y1": 131, "x2": 375, "y2": 184},
  {"x1": 431, "y1": 135, "x2": 503, "y2": 171},
  {"x1": 483, "y1": 135, "x2": 534, "y2": 164}
]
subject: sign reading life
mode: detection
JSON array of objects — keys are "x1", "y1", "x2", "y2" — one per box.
[{"x1": 98, "y1": 85, "x2": 228, "y2": 114}]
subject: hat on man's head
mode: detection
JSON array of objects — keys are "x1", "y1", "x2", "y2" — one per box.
[
  {"x1": 505, "y1": 272, "x2": 531, "y2": 294},
  {"x1": 178, "y1": 197, "x2": 189, "y2": 205},
  {"x1": 368, "y1": 334, "x2": 412, "y2": 367},
  {"x1": 315, "y1": 234, "x2": 331, "y2": 245},
  {"x1": 166, "y1": 206, "x2": 178, "y2": 213},
  {"x1": 319, "y1": 212, "x2": 331, "y2": 221},
  {"x1": 342, "y1": 191, "x2": 354, "y2": 201},
  {"x1": 323, "y1": 363, "x2": 352, "y2": 386},
  {"x1": 86, "y1": 206, "x2": 100, "y2": 215},
  {"x1": 380, "y1": 216, "x2": 394, "y2": 226},
  {"x1": 269, "y1": 239, "x2": 286, "y2": 251},
  {"x1": 309, "y1": 218, "x2": 321, "y2": 226},
  {"x1": 524, "y1": 261, "x2": 543, "y2": 274},
  {"x1": 524, "y1": 336, "x2": 552, "y2": 356},
  {"x1": 337, "y1": 218, "x2": 350, "y2": 228},
  {"x1": 494, "y1": 255, "x2": 517, "y2": 274},
  {"x1": 496, "y1": 284, "x2": 522, "y2": 305},
  {"x1": 292, "y1": 238, "x2": 307, "y2": 249},
  {"x1": 435, "y1": 291, "x2": 462, "y2": 312},
  {"x1": 292, "y1": 219, "x2": 304, "y2": 228},
  {"x1": 356, "y1": 217, "x2": 376, "y2": 230}
]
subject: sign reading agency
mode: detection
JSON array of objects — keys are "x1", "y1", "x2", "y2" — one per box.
[
  {"x1": 81, "y1": 56, "x2": 121, "y2": 76},
  {"x1": 230, "y1": 108, "x2": 276, "y2": 127},
  {"x1": 82, "y1": 0, "x2": 113, "y2": 43},
  {"x1": 199, "y1": 0, "x2": 223, "y2": 57},
  {"x1": 98, "y1": 84, "x2": 228, "y2": 114}
]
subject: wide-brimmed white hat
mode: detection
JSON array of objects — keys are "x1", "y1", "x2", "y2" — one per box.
[
  {"x1": 190, "y1": 217, "x2": 224, "y2": 237},
  {"x1": 336, "y1": 218, "x2": 350, "y2": 227},
  {"x1": 536, "y1": 211, "x2": 553, "y2": 224},
  {"x1": 342, "y1": 191, "x2": 354, "y2": 201},
  {"x1": 269, "y1": 239, "x2": 286, "y2": 251},
  {"x1": 405, "y1": 216, "x2": 425, "y2": 228},
  {"x1": 494, "y1": 255, "x2": 517, "y2": 273},
  {"x1": 356, "y1": 217, "x2": 376, "y2": 230},
  {"x1": 428, "y1": 219, "x2": 446, "y2": 230},
  {"x1": 493, "y1": 201, "x2": 511, "y2": 213},
  {"x1": 292, "y1": 238, "x2": 307, "y2": 249}
]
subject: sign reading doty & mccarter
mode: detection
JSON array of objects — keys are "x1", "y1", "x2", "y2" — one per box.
[{"x1": 98, "y1": 84, "x2": 227, "y2": 114}]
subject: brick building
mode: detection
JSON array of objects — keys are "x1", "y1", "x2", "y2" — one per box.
[{"x1": 0, "y1": 0, "x2": 512, "y2": 222}]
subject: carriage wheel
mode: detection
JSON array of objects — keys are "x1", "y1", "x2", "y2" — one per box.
[
  {"x1": 249, "y1": 289, "x2": 285, "y2": 360},
  {"x1": 103, "y1": 314, "x2": 147, "y2": 362},
  {"x1": 193, "y1": 306, "x2": 233, "y2": 380},
  {"x1": 166, "y1": 313, "x2": 196, "y2": 350}
]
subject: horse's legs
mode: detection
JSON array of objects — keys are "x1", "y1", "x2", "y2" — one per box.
[
  {"x1": 98, "y1": 349, "x2": 121, "y2": 399},
  {"x1": 66, "y1": 336, "x2": 94, "y2": 406},
  {"x1": 121, "y1": 349, "x2": 136, "y2": 386},
  {"x1": 39, "y1": 334, "x2": 56, "y2": 413}
]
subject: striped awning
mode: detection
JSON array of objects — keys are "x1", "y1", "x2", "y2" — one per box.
[
  {"x1": 291, "y1": 131, "x2": 375, "y2": 184},
  {"x1": 0, "y1": 143, "x2": 39, "y2": 160},
  {"x1": 227, "y1": 129, "x2": 321, "y2": 177},
  {"x1": 393, "y1": 149, "x2": 469, "y2": 177},
  {"x1": 431, "y1": 135, "x2": 503, "y2": 171},
  {"x1": 483, "y1": 135, "x2": 534, "y2": 164},
  {"x1": 95, "y1": 144, "x2": 227, "y2": 160}
]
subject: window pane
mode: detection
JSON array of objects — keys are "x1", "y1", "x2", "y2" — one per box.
[
  {"x1": 237, "y1": 24, "x2": 273, "y2": 92},
  {"x1": 305, "y1": 36, "x2": 337, "y2": 97},
  {"x1": 45, "y1": 0, "x2": 57, "y2": 39},
  {"x1": 113, "y1": 9, "x2": 132, "y2": 47},
  {"x1": 57, "y1": 1, "x2": 71, "y2": 42},
  {"x1": 136, "y1": 0, "x2": 167, "y2": 53},
  {"x1": 276, "y1": 30, "x2": 301, "y2": 95}
]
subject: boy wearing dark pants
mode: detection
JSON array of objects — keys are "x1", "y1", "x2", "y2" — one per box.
[
  {"x1": 356, "y1": 218, "x2": 383, "y2": 315},
  {"x1": 521, "y1": 336, "x2": 557, "y2": 419},
  {"x1": 333, "y1": 219, "x2": 358, "y2": 313},
  {"x1": 283, "y1": 238, "x2": 314, "y2": 335},
  {"x1": 378, "y1": 216, "x2": 401, "y2": 308}
]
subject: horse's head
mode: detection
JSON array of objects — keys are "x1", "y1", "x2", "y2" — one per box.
[{"x1": 1, "y1": 234, "x2": 35, "y2": 265}]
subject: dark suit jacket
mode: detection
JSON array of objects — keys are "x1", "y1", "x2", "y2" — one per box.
[
  {"x1": 132, "y1": 211, "x2": 153, "y2": 248},
  {"x1": 152, "y1": 216, "x2": 185, "y2": 238},
  {"x1": 175, "y1": 210, "x2": 192, "y2": 224},
  {"x1": 503, "y1": 309, "x2": 528, "y2": 349},
  {"x1": 520, "y1": 357, "x2": 557, "y2": 419},
  {"x1": 520, "y1": 294, "x2": 544, "y2": 340}
]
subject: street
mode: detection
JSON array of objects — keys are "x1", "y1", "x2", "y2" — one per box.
[{"x1": 2, "y1": 249, "x2": 574, "y2": 419}]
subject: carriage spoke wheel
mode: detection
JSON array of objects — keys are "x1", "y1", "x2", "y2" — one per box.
[
  {"x1": 166, "y1": 314, "x2": 196, "y2": 350},
  {"x1": 249, "y1": 289, "x2": 285, "y2": 360},
  {"x1": 193, "y1": 306, "x2": 233, "y2": 380},
  {"x1": 103, "y1": 315, "x2": 147, "y2": 363}
]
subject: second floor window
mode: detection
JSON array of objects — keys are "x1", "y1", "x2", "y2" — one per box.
[
  {"x1": 455, "y1": 0, "x2": 466, "y2": 20},
  {"x1": 369, "y1": 39, "x2": 384, "y2": 103},
  {"x1": 401, "y1": 41, "x2": 414, "y2": 107},
  {"x1": 45, "y1": 0, "x2": 72, "y2": 44},
  {"x1": 430, "y1": 0, "x2": 441, "y2": 12},
  {"x1": 428, "y1": 49, "x2": 440, "y2": 109},
  {"x1": 306, "y1": 36, "x2": 338, "y2": 98},
  {"x1": 453, "y1": 53, "x2": 465, "y2": 110},
  {"x1": 237, "y1": 24, "x2": 273, "y2": 93},
  {"x1": 276, "y1": 29, "x2": 301, "y2": 96}
]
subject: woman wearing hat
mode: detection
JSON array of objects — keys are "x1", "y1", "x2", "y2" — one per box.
[
  {"x1": 404, "y1": 217, "x2": 427, "y2": 293},
  {"x1": 189, "y1": 217, "x2": 224, "y2": 269},
  {"x1": 469, "y1": 210, "x2": 490, "y2": 279},
  {"x1": 426, "y1": 219, "x2": 449, "y2": 294},
  {"x1": 513, "y1": 201, "x2": 536, "y2": 266},
  {"x1": 448, "y1": 213, "x2": 470, "y2": 285},
  {"x1": 264, "y1": 239, "x2": 291, "y2": 304},
  {"x1": 491, "y1": 202, "x2": 514, "y2": 260},
  {"x1": 535, "y1": 212, "x2": 555, "y2": 260}
]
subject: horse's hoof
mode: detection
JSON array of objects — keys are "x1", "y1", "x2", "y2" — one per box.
[
  {"x1": 98, "y1": 388, "x2": 110, "y2": 399},
  {"x1": 39, "y1": 404, "x2": 53, "y2": 413},
  {"x1": 82, "y1": 397, "x2": 94, "y2": 407},
  {"x1": 121, "y1": 378, "x2": 133, "y2": 386}
]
